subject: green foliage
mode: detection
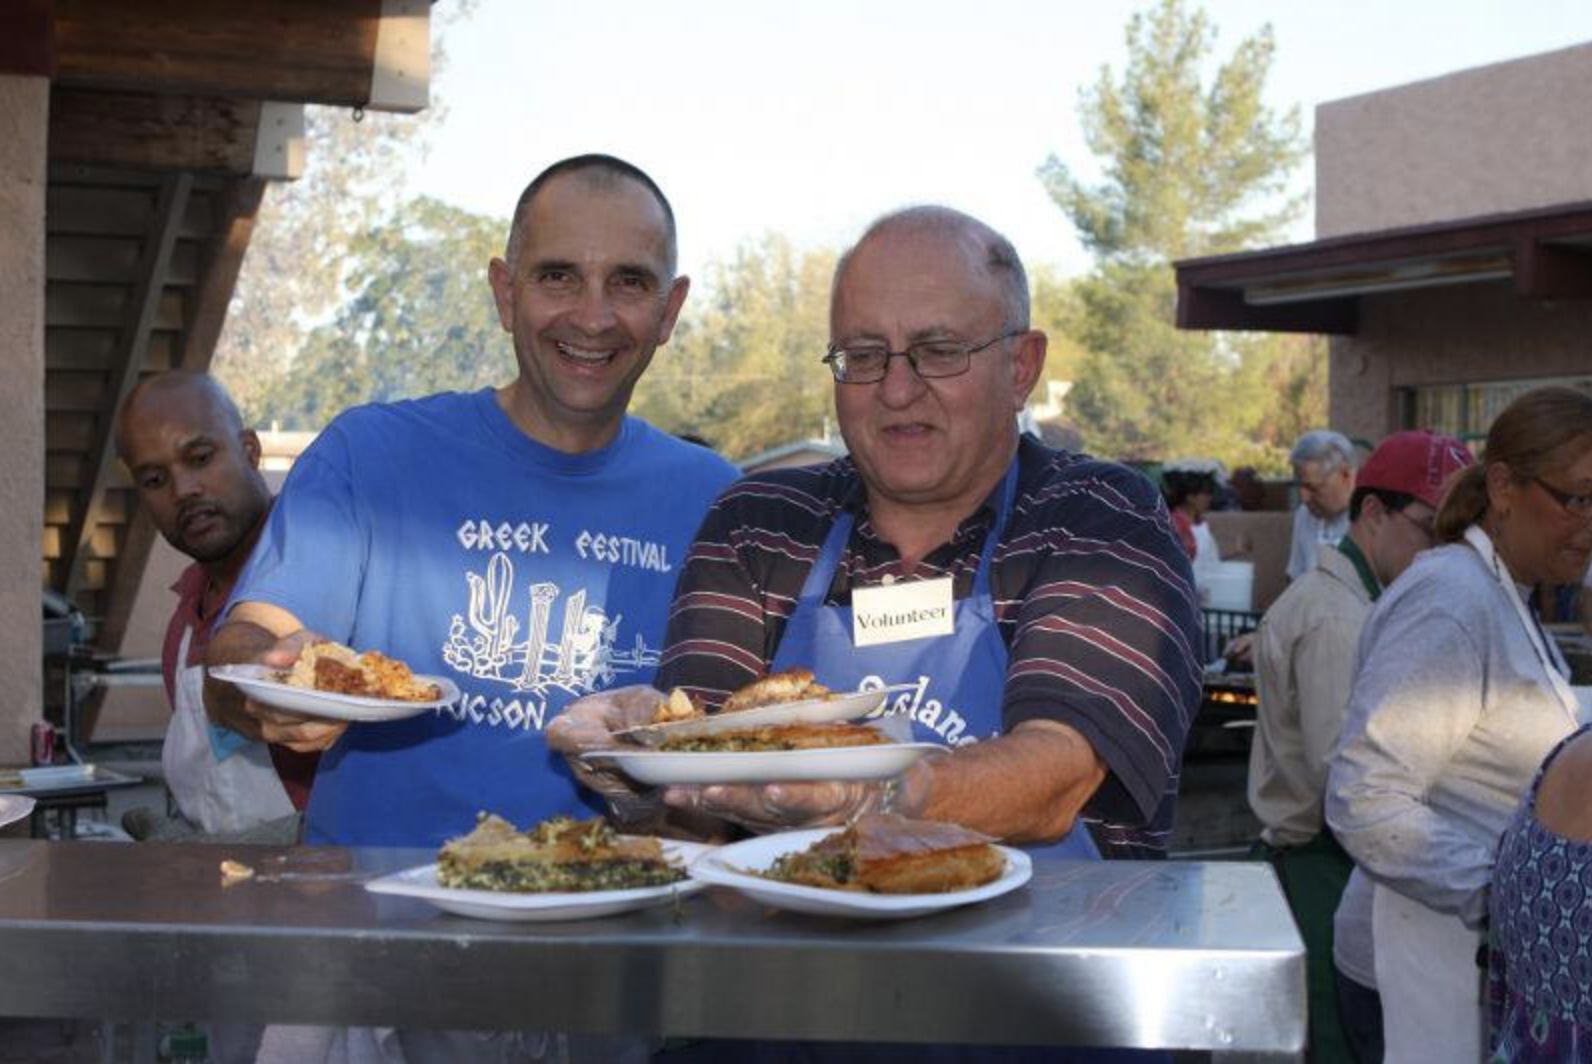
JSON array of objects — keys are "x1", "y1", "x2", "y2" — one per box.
[
  {"x1": 1028, "y1": 264, "x2": 1089, "y2": 388},
  {"x1": 248, "y1": 197, "x2": 512, "y2": 429},
  {"x1": 1040, "y1": 0, "x2": 1305, "y2": 262},
  {"x1": 1038, "y1": 0, "x2": 1323, "y2": 466},
  {"x1": 632, "y1": 234, "x2": 836, "y2": 461},
  {"x1": 213, "y1": 4, "x2": 473, "y2": 423}
]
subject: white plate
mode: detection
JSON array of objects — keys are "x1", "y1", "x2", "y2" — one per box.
[
  {"x1": 0, "y1": 795, "x2": 36, "y2": 829},
  {"x1": 689, "y1": 829, "x2": 1031, "y2": 919},
  {"x1": 364, "y1": 839, "x2": 713, "y2": 921},
  {"x1": 616, "y1": 688, "x2": 896, "y2": 746},
  {"x1": 584, "y1": 742, "x2": 941, "y2": 786},
  {"x1": 209, "y1": 663, "x2": 460, "y2": 722}
]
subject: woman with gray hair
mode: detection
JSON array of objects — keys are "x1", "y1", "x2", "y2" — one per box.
[
  {"x1": 1288, "y1": 430, "x2": 1359, "y2": 580},
  {"x1": 1327, "y1": 387, "x2": 1592, "y2": 1062}
]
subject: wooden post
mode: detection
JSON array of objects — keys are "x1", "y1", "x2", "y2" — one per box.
[{"x1": 62, "y1": 171, "x2": 193, "y2": 602}]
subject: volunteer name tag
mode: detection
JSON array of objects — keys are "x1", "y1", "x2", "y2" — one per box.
[{"x1": 852, "y1": 577, "x2": 955, "y2": 647}]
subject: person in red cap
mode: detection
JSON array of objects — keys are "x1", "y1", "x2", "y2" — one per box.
[{"x1": 1248, "y1": 428, "x2": 1472, "y2": 1064}]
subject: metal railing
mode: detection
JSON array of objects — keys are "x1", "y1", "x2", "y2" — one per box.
[{"x1": 1201, "y1": 607, "x2": 1263, "y2": 666}]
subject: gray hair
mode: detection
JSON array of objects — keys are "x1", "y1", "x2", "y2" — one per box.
[
  {"x1": 1290, "y1": 429, "x2": 1357, "y2": 474},
  {"x1": 833, "y1": 205, "x2": 1029, "y2": 329}
]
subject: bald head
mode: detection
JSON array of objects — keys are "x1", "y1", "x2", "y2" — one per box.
[
  {"x1": 504, "y1": 154, "x2": 678, "y2": 276},
  {"x1": 117, "y1": 372, "x2": 270, "y2": 566},
  {"x1": 826, "y1": 204, "x2": 1047, "y2": 535},
  {"x1": 117, "y1": 372, "x2": 245, "y2": 458},
  {"x1": 834, "y1": 206, "x2": 1030, "y2": 330}
]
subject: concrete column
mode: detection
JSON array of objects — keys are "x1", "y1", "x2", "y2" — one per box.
[{"x1": 0, "y1": 72, "x2": 48, "y2": 765}]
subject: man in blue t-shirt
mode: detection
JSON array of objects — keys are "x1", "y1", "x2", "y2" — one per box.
[{"x1": 204, "y1": 155, "x2": 739, "y2": 847}]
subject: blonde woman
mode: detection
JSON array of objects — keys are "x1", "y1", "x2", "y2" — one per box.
[{"x1": 1328, "y1": 387, "x2": 1592, "y2": 1063}]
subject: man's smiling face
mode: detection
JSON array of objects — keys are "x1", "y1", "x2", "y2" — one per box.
[{"x1": 488, "y1": 171, "x2": 688, "y2": 449}]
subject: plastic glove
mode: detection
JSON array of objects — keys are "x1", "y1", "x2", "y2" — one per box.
[
  {"x1": 663, "y1": 779, "x2": 889, "y2": 834},
  {"x1": 660, "y1": 715, "x2": 935, "y2": 834},
  {"x1": 546, "y1": 686, "x2": 669, "y2": 827}
]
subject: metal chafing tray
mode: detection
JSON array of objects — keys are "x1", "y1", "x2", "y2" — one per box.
[{"x1": 0, "y1": 841, "x2": 1304, "y2": 1060}]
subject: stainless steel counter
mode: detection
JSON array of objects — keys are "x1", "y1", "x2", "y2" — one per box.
[{"x1": 0, "y1": 840, "x2": 1304, "y2": 1059}]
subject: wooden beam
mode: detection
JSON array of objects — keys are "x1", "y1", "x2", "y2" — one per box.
[
  {"x1": 81, "y1": 504, "x2": 157, "y2": 737},
  {"x1": 1176, "y1": 281, "x2": 1359, "y2": 335},
  {"x1": 1515, "y1": 238, "x2": 1592, "y2": 300},
  {"x1": 96, "y1": 507, "x2": 157, "y2": 660},
  {"x1": 48, "y1": 181, "x2": 216, "y2": 240},
  {"x1": 48, "y1": 234, "x2": 200, "y2": 287},
  {"x1": 179, "y1": 177, "x2": 266, "y2": 372},
  {"x1": 49, "y1": 87, "x2": 262, "y2": 175},
  {"x1": 0, "y1": 0, "x2": 54, "y2": 78},
  {"x1": 54, "y1": 0, "x2": 391, "y2": 109},
  {"x1": 85, "y1": 178, "x2": 263, "y2": 654},
  {"x1": 369, "y1": 0, "x2": 429, "y2": 112},
  {"x1": 62, "y1": 170, "x2": 192, "y2": 599}
]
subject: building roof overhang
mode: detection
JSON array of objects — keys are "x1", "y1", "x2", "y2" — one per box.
[
  {"x1": 0, "y1": 0, "x2": 432, "y2": 660},
  {"x1": 1174, "y1": 200, "x2": 1592, "y2": 335}
]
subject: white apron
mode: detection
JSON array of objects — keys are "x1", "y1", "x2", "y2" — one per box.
[
  {"x1": 1369, "y1": 527, "x2": 1587, "y2": 1063},
  {"x1": 165, "y1": 625, "x2": 294, "y2": 834},
  {"x1": 1371, "y1": 882, "x2": 1484, "y2": 1063}
]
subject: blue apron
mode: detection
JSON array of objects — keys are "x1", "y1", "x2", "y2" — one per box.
[
  {"x1": 664, "y1": 462, "x2": 1166, "y2": 1062},
  {"x1": 769, "y1": 458, "x2": 1098, "y2": 861}
]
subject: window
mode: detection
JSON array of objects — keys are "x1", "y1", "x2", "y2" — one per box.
[{"x1": 1400, "y1": 376, "x2": 1592, "y2": 440}]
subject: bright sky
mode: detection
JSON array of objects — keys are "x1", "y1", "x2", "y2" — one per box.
[{"x1": 410, "y1": 1, "x2": 1592, "y2": 279}]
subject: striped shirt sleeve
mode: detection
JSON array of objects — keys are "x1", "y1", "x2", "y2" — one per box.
[
  {"x1": 657, "y1": 441, "x2": 1202, "y2": 858},
  {"x1": 998, "y1": 453, "x2": 1202, "y2": 856}
]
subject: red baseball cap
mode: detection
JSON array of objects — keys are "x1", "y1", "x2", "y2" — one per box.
[{"x1": 1356, "y1": 430, "x2": 1474, "y2": 510}]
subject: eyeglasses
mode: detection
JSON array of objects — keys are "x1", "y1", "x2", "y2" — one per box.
[
  {"x1": 821, "y1": 329, "x2": 1024, "y2": 384},
  {"x1": 1392, "y1": 506, "x2": 1437, "y2": 542},
  {"x1": 1294, "y1": 472, "x2": 1343, "y2": 495},
  {"x1": 1530, "y1": 476, "x2": 1592, "y2": 517}
]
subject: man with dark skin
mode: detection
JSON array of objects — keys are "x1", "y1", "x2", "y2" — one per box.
[{"x1": 115, "y1": 371, "x2": 314, "y2": 839}]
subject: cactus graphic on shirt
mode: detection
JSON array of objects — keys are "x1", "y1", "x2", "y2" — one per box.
[{"x1": 444, "y1": 551, "x2": 658, "y2": 699}]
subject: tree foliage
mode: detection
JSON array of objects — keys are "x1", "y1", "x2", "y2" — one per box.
[
  {"x1": 1038, "y1": 0, "x2": 1323, "y2": 469},
  {"x1": 212, "y1": 4, "x2": 473, "y2": 422},
  {"x1": 248, "y1": 197, "x2": 511, "y2": 429},
  {"x1": 632, "y1": 234, "x2": 836, "y2": 461}
]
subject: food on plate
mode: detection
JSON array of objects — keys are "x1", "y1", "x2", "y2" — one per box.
[
  {"x1": 651, "y1": 687, "x2": 705, "y2": 724},
  {"x1": 219, "y1": 858, "x2": 255, "y2": 884},
  {"x1": 763, "y1": 814, "x2": 1005, "y2": 894},
  {"x1": 281, "y1": 640, "x2": 441, "y2": 702},
  {"x1": 721, "y1": 667, "x2": 833, "y2": 714},
  {"x1": 651, "y1": 668, "x2": 837, "y2": 726},
  {"x1": 658, "y1": 721, "x2": 890, "y2": 753},
  {"x1": 437, "y1": 814, "x2": 687, "y2": 893}
]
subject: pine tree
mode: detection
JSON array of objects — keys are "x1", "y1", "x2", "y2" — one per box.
[{"x1": 1039, "y1": 0, "x2": 1320, "y2": 466}]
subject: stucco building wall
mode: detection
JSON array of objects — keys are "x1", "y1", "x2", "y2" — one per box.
[
  {"x1": 0, "y1": 75, "x2": 48, "y2": 765},
  {"x1": 1316, "y1": 41, "x2": 1592, "y2": 238},
  {"x1": 1314, "y1": 40, "x2": 1592, "y2": 444},
  {"x1": 1330, "y1": 283, "x2": 1592, "y2": 444}
]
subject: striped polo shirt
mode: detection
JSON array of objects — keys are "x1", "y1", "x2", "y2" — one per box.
[{"x1": 657, "y1": 434, "x2": 1203, "y2": 858}]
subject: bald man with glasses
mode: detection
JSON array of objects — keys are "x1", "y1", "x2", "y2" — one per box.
[{"x1": 556, "y1": 205, "x2": 1202, "y2": 869}]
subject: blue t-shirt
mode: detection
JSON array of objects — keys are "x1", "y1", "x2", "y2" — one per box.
[{"x1": 231, "y1": 389, "x2": 739, "y2": 846}]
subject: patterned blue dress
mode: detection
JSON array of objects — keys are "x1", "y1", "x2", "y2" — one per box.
[{"x1": 1488, "y1": 723, "x2": 1592, "y2": 1062}]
